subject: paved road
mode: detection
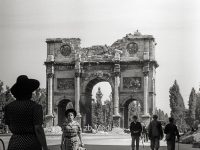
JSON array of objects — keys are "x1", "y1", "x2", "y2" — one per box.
[
  {"x1": 0, "y1": 134, "x2": 198, "y2": 150},
  {"x1": 49, "y1": 144, "x2": 197, "y2": 150}
]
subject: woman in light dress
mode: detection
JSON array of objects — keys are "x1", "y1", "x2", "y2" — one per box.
[{"x1": 61, "y1": 109, "x2": 84, "y2": 150}]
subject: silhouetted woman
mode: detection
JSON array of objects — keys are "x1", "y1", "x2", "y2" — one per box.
[{"x1": 4, "y1": 75, "x2": 48, "y2": 150}]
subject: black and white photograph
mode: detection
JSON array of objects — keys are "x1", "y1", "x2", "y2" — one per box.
[{"x1": 0, "y1": 0, "x2": 200, "y2": 150}]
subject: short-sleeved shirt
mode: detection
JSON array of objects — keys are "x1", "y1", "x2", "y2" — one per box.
[
  {"x1": 4, "y1": 99, "x2": 43, "y2": 150},
  {"x1": 62, "y1": 121, "x2": 81, "y2": 138}
]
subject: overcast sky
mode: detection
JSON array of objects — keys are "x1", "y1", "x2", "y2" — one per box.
[{"x1": 0, "y1": 0, "x2": 200, "y2": 115}]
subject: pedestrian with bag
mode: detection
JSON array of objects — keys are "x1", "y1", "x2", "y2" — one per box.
[
  {"x1": 148, "y1": 115, "x2": 163, "y2": 150},
  {"x1": 130, "y1": 115, "x2": 142, "y2": 150},
  {"x1": 61, "y1": 108, "x2": 84, "y2": 150},
  {"x1": 164, "y1": 117, "x2": 180, "y2": 150}
]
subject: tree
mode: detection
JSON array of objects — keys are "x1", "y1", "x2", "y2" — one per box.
[
  {"x1": 186, "y1": 88, "x2": 197, "y2": 127},
  {"x1": 169, "y1": 80, "x2": 187, "y2": 131},
  {"x1": 0, "y1": 84, "x2": 15, "y2": 125},
  {"x1": 195, "y1": 92, "x2": 200, "y2": 122},
  {"x1": 104, "y1": 99, "x2": 113, "y2": 126},
  {"x1": 5, "y1": 86, "x2": 15, "y2": 105},
  {"x1": 32, "y1": 88, "x2": 47, "y2": 118}
]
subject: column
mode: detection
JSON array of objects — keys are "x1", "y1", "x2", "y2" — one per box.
[
  {"x1": 152, "y1": 77, "x2": 156, "y2": 114},
  {"x1": 45, "y1": 64, "x2": 54, "y2": 127},
  {"x1": 47, "y1": 73, "x2": 53, "y2": 116},
  {"x1": 75, "y1": 72, "x2": 81, "y2": 116},
  {"x1": 141, "y1": 64, "x2": 150, "y2": 126},
  {"x1": 113, "y1": 63, "x2": 121, "y2": 128},
  {"x1": 143, "y1": 70, "x2": 149, "y2": 115},
  {"x1": 74, "y1": 55, "x2": 81, "y2": 124},
  {"x1": 114, "y1": 72, "x2": 120, "y2": 116}
]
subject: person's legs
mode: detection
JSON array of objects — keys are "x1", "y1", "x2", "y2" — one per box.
[
  {"x1": 154, "y1": 137, "x2": 160, "y2": 150},
  {"x1": 135, "y1": 136, "x2": 140, "y2": 150},
  {"x1": 150, "y1": 138, "x2": 155, "y2": 150},
  {"x1": 167, "y1": 140, "x2": 172, "y2": 150},
  {"x1": 171, "y1": 139, "x2": 176, "y2": 150},
  {"x1": 132, "y1": 136, "x2": 136, "y2": 150}
]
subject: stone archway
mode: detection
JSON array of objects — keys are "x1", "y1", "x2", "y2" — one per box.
[
  {"x1": 45, "y1": 32, "x2": 158, "y2": 127},
  {"x1": 123, "y1": 99, "x2": 142, "y2": 129},
  {"x1": 81, "y1": 77, "x2": 114, "y2": 127},
  {"x1": 57, "y1": 99, "x2": 73, "y2": 126}
]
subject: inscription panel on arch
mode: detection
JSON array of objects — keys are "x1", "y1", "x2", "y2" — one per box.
[
  {"x1": 57, "y1": 78, "x2": 74, "y2": 90},
  {"x1": 123, "y1": 77, "x2": 142, "y2": 90}
]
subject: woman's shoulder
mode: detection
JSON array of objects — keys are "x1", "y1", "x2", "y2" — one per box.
[
  {"x1": 62, "y1": 121, "x2": 68, "y2": 126},
  {"x1": 73, "y1": 121, "x2": 80, "y2": 126}
]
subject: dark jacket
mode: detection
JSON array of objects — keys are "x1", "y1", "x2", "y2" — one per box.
[
  {"x1": 130, "y1": 121, "x2": 142, "y2": 136},
  {"x1": 164, "y1": 123, "x2": 180, "y2": 141},
  {"x1": 148, "y1": 120, "x2": 163, "y2": 139}
]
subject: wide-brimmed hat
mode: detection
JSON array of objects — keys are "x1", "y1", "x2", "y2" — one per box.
[
  {"x1": 65, "y1": 109, "x2": 77, "y2": 117},
  {"x1": 11, "y1": 75, "x2": 40, "y2": 97}
]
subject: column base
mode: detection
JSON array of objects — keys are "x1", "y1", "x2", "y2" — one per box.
[
  {"x1": 45, "y1": 114, "x2": 54, "y2": 127},
  {"x1": 113, "y1": 114, "x2": 121, "y2": 128},
  {"x1": 141, "y1": 114, "x2": 151, "y2": 126}
]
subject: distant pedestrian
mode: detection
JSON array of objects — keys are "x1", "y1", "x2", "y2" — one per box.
[
  {"x1": 130, "y1": 115, "x2": 142, "y2": 150},
  {"x1": 4, "y1": 75, "x2": 48, "y2": 150},
  {"x1": 148, "y1": 115, "x2": 163, "y2": 150},
  {"x1": 164, "y1": 117, "x2": 180, "y2": 150},
  {"x1": 61, "y1": 108, "x2": 84, "y2": 150},
  {"x1": 142, "y1": 123, "x2": 148, "y2": 142}
]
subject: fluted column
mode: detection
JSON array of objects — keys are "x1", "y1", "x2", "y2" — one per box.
[
  {"x1": 114, "y1": 71, "x2": 120, "y2": 116},
  {"x1": 143, "y1": 65, "x2": 149, "y2": 116},
  {"x1": 113, "y1": 63, "x2": 121, "y2": 128},
  {"x1": 45, "y1": 55, "x2": 54, "y2": 127},
  {"x1": 75, "y1": 72, "x2": 81, "y2": 116},
  {"x1": 47, "y1": 73, "x2": 53, "y2": 116},
  {"x1": 74, "y1": 54, "x2": 81, "y2": 124},
  {"x1": 152, "y1": 77, "x2": 156, "y2": 114}
]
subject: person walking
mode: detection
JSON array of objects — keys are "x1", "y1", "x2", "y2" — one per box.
[
  {"x1": 61, "y1": 108, "x2": 84, "y2": 150},
  {"x1": 142, "y1": 123, "x2": 148, "y2": 142},
  {"x1": 4, "y1": 75, "x2": 48, "y2": 150},
  {"x1": 164, "y1": 117, "x2": 180, "y2": 150},
  {"x1": 148, "y1": 115, "x2": 163, "y2": 150},
  {"x1": 130, "y1": 115, "x2": 142, "y2": 150}
]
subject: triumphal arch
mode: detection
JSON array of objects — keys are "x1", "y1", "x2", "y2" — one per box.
[{"x1": 45, "y1": 31, "x2": 158, "y2": 128}]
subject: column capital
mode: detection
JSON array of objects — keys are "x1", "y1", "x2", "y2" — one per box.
[
  {"x1": 75, "y1": 72, "x2": 81, "y2": 77},
  {"x1": 47, "y1": 73, "x2": 54, "y2": 78},
  {"x1": 143, "y1": 71, "x2": 149, "y2": 76},
  {"x1": 114, "y1": 64, "x2": 120, "y2": 76},
  {"x1": 114, "y1": 71, "x2": 121, "y2": 76}
]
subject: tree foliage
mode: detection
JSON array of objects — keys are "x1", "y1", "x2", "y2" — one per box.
[
  {"x1": 32, "y1": 88, "x2": 47, "y2": 118},
  {"x1": 195, "y1": 93, "x2": 200, "y2": 122},
  {"x1": 169, "y1": 80, "x2": 187, "y2": 131},
  {"x1": 155, "y1": 108, "x2": 168, "y2": 124},
  {"x1": 0, "y1": 82, "x2": 15, "y2": 124},
  {"x1": 91, "y1": 88, "x2": 113, "y2": 128},
  {"x1": 186, "y1": 88, "x2": 197, "y2": 127}
]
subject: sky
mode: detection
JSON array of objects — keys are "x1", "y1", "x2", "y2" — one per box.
[{"x1": 0, "y1": 0, "x2": 200, "y2": 115}]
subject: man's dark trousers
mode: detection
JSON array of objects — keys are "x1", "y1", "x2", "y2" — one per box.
[{"x1": 132, "y1": 135, "x2": 140, "y2": 150}]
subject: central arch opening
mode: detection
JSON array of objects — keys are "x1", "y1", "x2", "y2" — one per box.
[
  {"x1": 124, "y1": 99, "x2": 142, "y2": 129},
  {"x1": 83, "y1": 78, "x2": 113, "y2": 128}
]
